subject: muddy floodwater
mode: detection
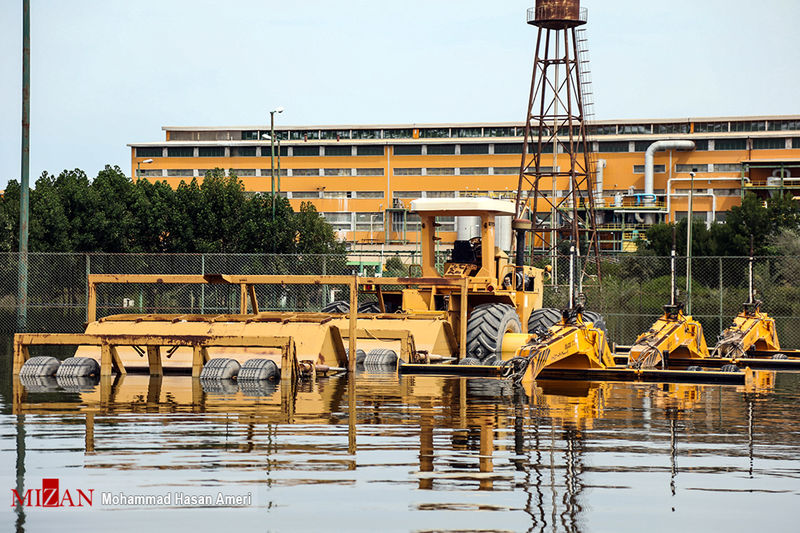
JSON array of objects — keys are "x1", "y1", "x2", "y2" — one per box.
[{"x1": 1, "y1": 348, "x2": 799, "y2": 532}]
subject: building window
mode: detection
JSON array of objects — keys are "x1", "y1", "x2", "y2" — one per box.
[
  {"x1": 460, "y1": 143, "x2": 489, "y2": 155},
  {"x1": 324, "y1": 145, "x2": 351, "y2": 156},
  {"x1": 598, "y1": 141, "x2": 628, "y2": 153},
  {"x1": 486, "y1": 127, "x2": 515, "y2": 137},
  {"x1": 633, "y1": 141, "x2": 652, "y2": 152},
  {"x1": 198, "y1": 147, "x2": 224, "y2": 157},
  {"x1": 494, "y1": 143, "x2": 523, "y2": 154},
  {"x1": 289, "y1": 130, "x2": 320, "y2": 141},
  {"x1": 355, "y1": 168, "x2": 384, "y2": 176},
  {"x1": 394, "y1": 145, "x2": 422, "y2": 155},
  {"x1": 393, "y1": 191, "x2": 422, "y2": 199},
  {"x1": 619, "y1": 124, "x2": 652, "y2": 135},
  {"x1": 752, "y1": 138, "x2": 786, "y2": 150},
  {"x1": 259, "y1": 169, "x2": 288, "y2": 177},
  {"x1": 137, "y1": 169, "x2": 163, "y2": 177},
  {"x1": 730, "y1": 120, "x2": 766, "y2": 132},
  {"x1": 427, "y1": 144, "x2": 456, "y2": 155},
  {"x1": 352, "y1": 129, "x2": 382, "y2": 139},
  {"x1": 675, "y1": 164, "x2": 710, "y2": 173},
  {"x1": 324, "y1": 168, "x2": 352, "y2": 176},
  {"x1": 355, "y1": 212, "x2": 384, "y2": 231},
  {"x1": 420, "y1": 128, "x2": 449, "y2": 138},
  {"x1": 231, "y1": 169, "x2": 256, "y2": 177},
  {"x1": 426, "y1": 191, "x2": 455, "y2": 198},
  {"x1": 693, "y1": 140, "x2": 709, "y2": 151},
  {"x1": 714, "y1": 163, "x2": 741, "y2": 172},
  {"x1": 695, "y1": 122, "x2": 728, "y2": 133},
  {"x1": 426, "y1": 168, "x2": 455, "y2": 175},
  {"x1": 321, "y1": 130, "x2": 351, "y2": 140},
  {"x1": 633, "y1": 165, "x2": 665, "y2": 174},
  {"x1": 460, "y1": 167, "x2": 489, "y2": 175},
  {"x1": 137, "y1": 147, "x2": 162, "y2": 158},
  {"x1": 455, "y1": 127, "x2": 482, "y2": 138},
  {"x1": 233, "y1": 147, "x2": 257, "y2": 157},
  {"x1": 394, "y1": 168, "x2": 422, "y2": 176},
  {"x1": 356, "y1": 146, "x2": 384, "y2": 156},
  {"x1": 322, "y1": 191, "x2": 352, "y2": 199},
  {"x1": 262, "y1": 146, "x2": 288, "y2": 156},
  {"x1": 357, "y1": 191, "x2": 384, "y2": 198},
  {"x1": 589, "y1": 125, "x2": 617, "y2": 135},
  {"x1": 167, "y1": 169, "x2": 193, "y2": 177},
  {"x1": 493, "y1": 167, "x2": 519, "y2": 175},
  {"x1": 714, "y1": 139, "x2": 747, "y2": 151},
  {"x1": 293, "y1": 168, "x2": 320, "y2": 176},
  {"x1": 293, "y1": 146, "x2": 320, "y2": 157},
  {"x1": 768, "y1": 120, "x2": 800, "y2": 131},
  {"x1": 384, "y1": 129, "x2": 413, "y2": 139},
  {"x1": 654, "y1": 123, "x2": 690, "y2": 134},
  {"x1": 241, "y1": 131, "x2": 259, "y2": 140},
  {"x1": 291, "y1": 191, "x2": 320, "y2": 199},
  {"x1": 795, "y1": 138, "x2": 800, "y2": 149},
  {"x1": 167, "y1": 147, "x2": 194, "y2": 157},
  {"x1": 321, "y1": 212, "x2": 353, "y2": 231}
]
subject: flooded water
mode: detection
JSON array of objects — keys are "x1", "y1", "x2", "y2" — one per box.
[{"x1": 2, "y1": 346, "x2": 800, "y2": 532}]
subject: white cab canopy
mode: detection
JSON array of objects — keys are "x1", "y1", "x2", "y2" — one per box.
[{"x1": 410, "y1": 198, "x2": 516, "y2": 217}]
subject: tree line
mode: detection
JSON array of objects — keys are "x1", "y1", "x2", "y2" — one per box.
[
  {"x1": 0, "y1": 166, "x2": 345, "y2": 255},
  {"x1": 638, "y1": 193, "x2": 800, "y2": 256}
]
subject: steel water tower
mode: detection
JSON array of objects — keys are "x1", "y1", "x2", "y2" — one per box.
[{"x1": 514, "y1": 0, "x2": 601, "y2": 275}]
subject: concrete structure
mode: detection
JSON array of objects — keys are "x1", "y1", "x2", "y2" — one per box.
[{"x1": 129, "y1": 115, "x2": 800, "y2": 251}]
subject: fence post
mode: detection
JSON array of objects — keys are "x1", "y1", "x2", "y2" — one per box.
[
  {"x1": 716, "y1": 256, "x2": 722, "y2": 333},
  {"x1": 200, "y1": 254, "x2": 205, "y2": 314},
  {"x1": 322, "y1": 255, "x2": 327, "y2": 306},
  {"x1": 85, "y1": 254, "x2": 91, "y2": 322}
]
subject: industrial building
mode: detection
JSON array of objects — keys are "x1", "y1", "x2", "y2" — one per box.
[{"x1": 129, "y1": 116, "x2": 800, "y2": 251}]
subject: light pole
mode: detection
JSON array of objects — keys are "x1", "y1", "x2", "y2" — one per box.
[
  {"x1": 269, "y1": 106, "x2": 284, "y2": 221},
  {"x1": 686, "y1": 170, "x2": 695, "y2": 315},
  {"x1": 136, "y1": 158, "x2": 154, "y2": 180}
]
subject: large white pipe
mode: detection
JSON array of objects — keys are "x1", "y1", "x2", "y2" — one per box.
[
  {"x1": 645, "y1": 140, "x2": 696, "y2": 203},
  {"x1": 666, "y1": 176, "x2": 745, "y2": 222},
  {"x1": 595, "y1": 159, "x2": 606, "y2": 205}
]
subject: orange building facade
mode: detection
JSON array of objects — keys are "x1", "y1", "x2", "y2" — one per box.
[{"x1": 129, "y1": 116, "x2": 800, "y2": 252}]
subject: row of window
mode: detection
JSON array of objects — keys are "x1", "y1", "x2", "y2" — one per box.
[
  {"x1": 137, "y1": 137, "x2": 799, "y2": 160},
  {"x1": 632, "y1": 163, "x2": 743, "y2": 174},
  {"x1": 177, "y1": 120, "x2": 800, "y2": 144}
]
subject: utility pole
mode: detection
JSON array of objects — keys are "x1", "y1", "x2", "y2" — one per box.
[
  {"x1": 686, "y1": 170, "x2": 695, "y2": 315},
  {"x1": 269, "y1": 106, "x2": 284, "y2": 221},
  {"x1": 17, "y1": 0, "x2": 31, "y2": 332}
]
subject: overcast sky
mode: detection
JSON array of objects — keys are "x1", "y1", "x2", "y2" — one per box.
[{"x1": 1, "y1": 0, "x2": 799, "y2": 188}]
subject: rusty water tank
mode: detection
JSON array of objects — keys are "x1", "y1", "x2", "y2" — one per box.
[{"x1": 528, "y1": 0, "x2": 586, "y2": 29}]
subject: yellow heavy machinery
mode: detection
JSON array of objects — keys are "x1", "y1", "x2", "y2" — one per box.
[
  {"x1": 13, "y1": 198, "x2": 547, "y2": 380},
  {"x1": 627, "y1": 250, "x2": 709, "y2": 369}
]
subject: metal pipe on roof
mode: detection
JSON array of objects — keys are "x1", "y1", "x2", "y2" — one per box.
[
  {"x1": 644, "y1": 140, "x2": 696, "y2": 202},
  {"x1": 595, "y1": 159, "x2": 606, "y2": 205}
]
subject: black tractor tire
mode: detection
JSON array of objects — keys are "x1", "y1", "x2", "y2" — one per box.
[
  {"x1": 772, "y1": 353, "x2": 788, "y2": 360},
  {"x1": 321, "y1": 300, "x2": 350, "y2": 314},
  {"x1": 321, "y1": 299, "x2": 382, "y2": 314},
  {"x1": 466, "y1": 303, "x2": 522, "y2": 360},
  {"x1": 527, "y1": 308, "x2": 562, "y2": 336},
  {"x1": 686, "y1": 365, "x2": 703, "y2": 372},
  {"x1": 582, "y1": 310, "x2": 608, "y2": 336},
  {"x1": 720, "y1": 364, "x2": 741, "y2": 373},
  {"x1": 458, "y1": 357, "x2": 482, "y2": 366}
]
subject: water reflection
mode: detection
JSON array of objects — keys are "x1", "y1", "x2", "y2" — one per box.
[{"x1": 4, "y1": 365, "x2": 800, "y2": 532}]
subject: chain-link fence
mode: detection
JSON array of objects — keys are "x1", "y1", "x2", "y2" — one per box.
[{"x1": 1, "y1": 252, "x2": 799, "y2": 347}]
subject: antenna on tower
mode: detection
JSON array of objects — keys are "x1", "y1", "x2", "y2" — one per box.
[{"x1": 514, "y1": 0, "x2": 602, "y2": 287}]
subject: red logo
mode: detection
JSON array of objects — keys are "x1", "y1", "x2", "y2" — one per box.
[{"x1": 11, "y1": 478, "x2": 93, "y2": 508}]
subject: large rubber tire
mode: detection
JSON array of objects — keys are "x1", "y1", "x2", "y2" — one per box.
[
  {"x1": 321, "y1": 300, "x2": 350, "y2": 314},
  {"x1": 458, "y1": 357, "x2": 482, "y2": 366},
  {"x1": 772, "y1": 353, "x2": 788, "y2": 360},
  {"x1": 582, "y1": 311, "x2": 608, "y2": 336},
  {"x1": 721, "y1": 364, "x2": 741, "y2": 373},
  {"x1": 321, "y1": 300, "x2": 382, "y2": 314},
  {"x1": 466, "y1": 303, "x2": 522, "y2": 360},
  {"x1": 527, "y1": 308, "x2": 561, "y2": 335}
]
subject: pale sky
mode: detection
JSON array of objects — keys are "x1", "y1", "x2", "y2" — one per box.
[{"x1": 1, "y1": 0, "x2": 799, "y2": 188}]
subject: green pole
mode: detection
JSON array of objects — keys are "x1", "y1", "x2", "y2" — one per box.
[{"x1": 17, "y1": 0, "x2": 31, "y2": 333}]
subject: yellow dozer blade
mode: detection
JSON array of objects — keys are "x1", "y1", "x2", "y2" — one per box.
[{"x1": 627, "y1": 306, "x2": 709, "y2": 369}]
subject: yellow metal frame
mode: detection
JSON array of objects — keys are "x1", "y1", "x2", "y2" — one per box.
[{"x1": 627, "y1": 308, "x2": 709, "y2": 369}]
